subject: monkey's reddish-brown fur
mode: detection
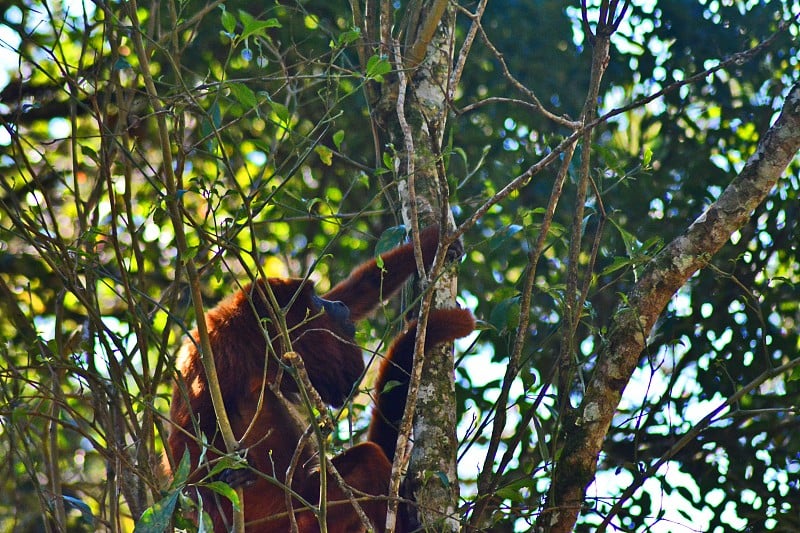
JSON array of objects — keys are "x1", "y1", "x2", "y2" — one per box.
[
  {"x1": 368, "y1": 309, "x2": 476, "y2": 462},
  {"x1": 167, "y1": 226, "x2": 474, "y2": 532}
]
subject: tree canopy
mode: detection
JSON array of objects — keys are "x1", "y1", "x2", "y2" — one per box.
[{"x1": 0, "y1": 1, "x2": 798, "y2": 531}]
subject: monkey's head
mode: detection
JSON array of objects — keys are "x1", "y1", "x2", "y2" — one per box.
[{"x1": 254, "y1": 278, "x2": 364, "y2": 406}]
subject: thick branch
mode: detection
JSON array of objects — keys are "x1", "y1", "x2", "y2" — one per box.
[
  {"x1": 537, "y1": 81, "x2": 800, "y2": 532},
  {"x1": 406, "y1": 0, "x2": 449, "y2": 68}
]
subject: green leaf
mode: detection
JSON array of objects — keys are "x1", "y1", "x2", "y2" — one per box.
[
  {"x1": 609, "y1": 216, "x2": 640, "y2": 258},
  {"x1": 489, "y1": 295, "x2": 521, "y2": 333},
  {"x1": 182, "y1": 246, "x2": 199, "y2": 261},
  {"x1": 205, "y1": 480, "x2": 241, "y2": 510},
  {"x1": 220, "y1": 6, "x2": 236, "y2": 34},
  {"x1": 169, "y1": 449, "x2": 192, "y2": 490},
  {"x1": 238, "y1": 10, "x2": 281, "y2": 41},
  {"x1": 206, "y1": 454, "x2": 248, "y2": 479},
  {"x1": 210, "y1": 101, "x2": 222, "y2": 129},
  {"x1": 380, "y1": 379, "x2": 403, "y2": 394},
  {"x1": 495, "y1": 478, "x2": 534, "y2": 501},
  {"x1": 333, "y1": 129, "x2": 345, "y2": 151},
  {"x1": 62, "y1": 495, "x2": 94, "y2": 525},
  {"x1": 305, "y1": 197, "x2": 322, "y2": 215},
  {"x1": 315, "y1": 144, "x2": 333, "y2": 166},
  {"x1": 201, "y1": 101, "x2": 222, "y2": 146},
  {"x1": 269, "y1": 100, "x2": 290, "y2": 124},
  {"x1": 81, "y1": 145, "x2": 100, "y2": 165},
  {"x1": 365, "y1": 54, "x2": 391, "y2": 82},
  {"x1": 382, "y1": 151, "x2": 394, "y2": 170},
  {"x1": 337, "y1": 28, "x2": 361, "y2": 46},
  {"x1": 237, "y1": 10, "x2": 255, "y2": 27},
  {"x1": 228, "y1": 82, "x2": 258, "y2": 109},
  {"x1": 196, "y1": 508, "x2": 214, "y2": 532},
  {"x1": 643, "y1": 146, "x2": 653, "y2": 167},
  {"x1": 640, "y1": 236, "x2": 663, "y2": 254},
  {"x1": 600, "y1": 256, "x2": 634, "y2": 276},
  {"x1": 375, "y1": 226, "x2": 406, "y2": 256},
  {"x1": 152, "y1": 206, "x2": 168, "y2": 225},
  {"x1": 135, "y1": 491, "x2": 179, "y2": 533},
  {"x1": 113, "y1": 58, "x2": 132, "y2": 71}
]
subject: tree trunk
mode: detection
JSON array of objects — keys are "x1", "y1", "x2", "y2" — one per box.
[{"x1": 365, "y1": 1, "x2": 461, "y2": 529}]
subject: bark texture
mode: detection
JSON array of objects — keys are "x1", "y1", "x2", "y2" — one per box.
[
  {"x1": 361, "y1": 0, "x2": 460, "y2": 529},
  {"x1": 392, "y1": 4, "x2": 461, "y2": 531}
]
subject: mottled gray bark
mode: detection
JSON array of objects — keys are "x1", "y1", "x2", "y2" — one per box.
[{"x1": 384, "y1": 2, "x2": 461, "y2": 531}]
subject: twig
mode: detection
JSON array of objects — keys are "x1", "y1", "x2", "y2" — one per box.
[
  {"x1": 282, "y1": 351, "x2": 375, "y2": 532},
  {"x1": 448, "y1": 0, "x2": 489, "y2": 100},
  {"x1": 392, "y1": 38, "x2": 425, "y2": 277},
  {"x1": 597, "y1": 355, "x2": 800, "y2": 531}
]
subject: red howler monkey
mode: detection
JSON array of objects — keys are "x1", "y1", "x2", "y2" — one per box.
[{"x1": 167, "y1": 225, "x2": 475, "y2": 532}]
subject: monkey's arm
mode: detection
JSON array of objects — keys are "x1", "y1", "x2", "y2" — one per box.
[{"x1": 324, "y1": 225, "x2": 459, "y2": 321}]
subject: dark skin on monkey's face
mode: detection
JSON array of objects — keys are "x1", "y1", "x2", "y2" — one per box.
[
  {"x1": 167, "y1": 225, "x2": 475, "y2": 532},
  {"x1": 312, "y1": 294, "x2": 356, "y2": 337}
]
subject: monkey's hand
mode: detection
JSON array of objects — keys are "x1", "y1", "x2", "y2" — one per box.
[
  {"x1": 445, "y1": 235, "x2": 465, "y2": 263},
  {"x1": 219, "y1": 464, "x2": 257, "y2": 489}
]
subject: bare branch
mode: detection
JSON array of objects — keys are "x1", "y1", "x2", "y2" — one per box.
[
  {"x1": 598, "y1": 354, "x2": 800, "y2": 531},
  {"x1": 448, "y1": 0, "x2": 488, "y2": 100}
]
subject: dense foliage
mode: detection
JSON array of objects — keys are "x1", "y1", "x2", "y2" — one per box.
[{"x1": 0, "y1": 0, "x2": 797, "y2": 531}]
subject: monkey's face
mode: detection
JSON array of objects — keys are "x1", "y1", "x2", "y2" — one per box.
[
  {"x1": 311, "y1": 294, "x2": 356, "y2": 338},
  {"x1": 292, "y1": 295, "x2": 363, "y2": 406},
  {"x1": 262, "y1": 278, "x2": 365, "y2": 406}
]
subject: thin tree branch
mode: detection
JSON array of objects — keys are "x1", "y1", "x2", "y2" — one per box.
[
  {"x1": 598, "y1": 355, "x2": 800, "y2": 531},
  {"x1": 125, "y1": 0, "x2": 245, "y2": 529},
  {"x1": 451, "y1": 16, "x2": 793, "y2": 243},
  {"x1": 468, "y1": 138, "x2": 578, "y2": 529},
  {"x1": 448, "y1": 0, "x2": 488, "y2": 101},
  {"x1": 469, "y1": 13, "x2": 580, "y2": 128},
  {"x1": 385, "y1": 38, "x2": 420, "y2": 533}
]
